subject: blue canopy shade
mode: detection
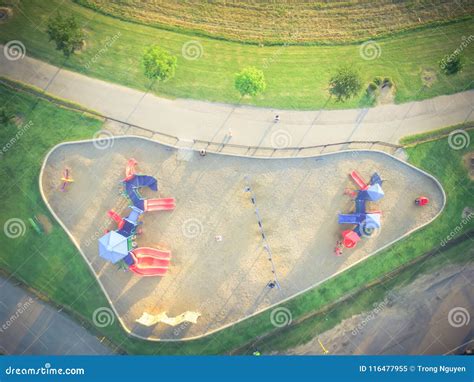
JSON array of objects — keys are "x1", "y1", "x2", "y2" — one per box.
[
  {"x1": 98, "y1": 231, "x2": 129, "y2": 264},
  {"x1": 364, "y1": 213, "x2": 381, "y2": 228},
  {"x1": 366, "y1": 183, "x2": 384, "y2": 201}
]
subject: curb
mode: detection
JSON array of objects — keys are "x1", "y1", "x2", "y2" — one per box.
[{"x1": 39, "y1": 135, "x2": 446, "y2": 342}]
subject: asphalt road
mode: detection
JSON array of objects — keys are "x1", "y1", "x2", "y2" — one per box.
[{"x1": 0, "y1": 276, "x2": 112, "y2": 355}]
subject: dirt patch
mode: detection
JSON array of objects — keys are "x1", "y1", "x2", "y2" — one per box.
[
  {"x1": 0, "y1": 7, "x2": 12, "y2": 23},
  {"x1": 285, "y1": 261, "x2": 474, "y2": 355},
  {"x1": 40, "y1": 137, "x2": 444, "y2": 341},
  {"x1": 36, "y1": 214, "x2": 53, "y2": 235},
  {"x1": 462, "y1": 152, "x2": 474, "y2": 180},
  {"x1": 12, "y1": 114, "x2": 25, "y2": 127},
  {"x1": 366, "y1": 78, "x2": 396, "y2": 105},
  {"x1": 377, "y1": 85, "x2": 395, "y2": 105},
  {"x1": 421, "y1": 68, "x2": 437, "y2": 88}
]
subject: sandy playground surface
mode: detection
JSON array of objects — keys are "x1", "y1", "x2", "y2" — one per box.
[{"x1": 41, "y1": 137, "x2": 444, "y2": 340}]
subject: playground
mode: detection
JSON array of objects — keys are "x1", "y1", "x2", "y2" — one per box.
[{"x1": 40, "y1": 137, "x2": 444, "y2": 340}]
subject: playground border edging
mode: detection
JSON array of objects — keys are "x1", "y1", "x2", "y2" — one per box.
[{"x1": 39, "y1": 135, "x2": 446, "y2": 342}]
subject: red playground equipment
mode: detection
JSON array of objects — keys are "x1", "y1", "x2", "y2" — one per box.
[
  {"x1": 415, "y1": 196, "x2": 429, "y2": 206},
  {"x1": 144, "y1": 197, "x2": 176, "y2": 212},
  {"x1": 129, "y1": 247, "x2": 171, "y2": 277},
  {"x1": 350, "y1": 170, "x2": 369, "y2": 190},
  {"x1": 336, "y1": 170, "x2": 384, "y2": 253},
  {"x1": 98, "y1": 159, "x2": 175, "y2": 277},
  {"x1": 342, "y1": 230, "x2": 361, "y2": 249},
  {"x1": 124, "y1": 158, "x2": 138, "y2": 181},
  {"x1": 107, "y1": 210, "x2": 125, "y2": 230}
]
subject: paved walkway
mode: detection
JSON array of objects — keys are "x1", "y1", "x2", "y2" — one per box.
[
  {"x1": 0, "y1": 276, "x2": 112, "y2": 355},
  {"x1": 1, "y1": 49, "x2": 473, "y2": 147}
]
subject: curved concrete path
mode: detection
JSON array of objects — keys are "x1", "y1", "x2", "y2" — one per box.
[{"x1": 0, "y1": 48, "x2": 473, "y2": 147}]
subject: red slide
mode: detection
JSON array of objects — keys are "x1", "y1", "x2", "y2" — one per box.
[
  {"x1": 129, "y1": 247, "x2": 171, "y2": 277},
  {"x1": 107, "y1": 210, "x2": 125, "y2": 230},
  {"x1": 144, "y1": 198, "x2": 176, "y2": 212},
  {"x1": 350, "y1": 170, "x2": 369, "y2": 190},
  {"x1": 124, "y1": 158, "x2": 138, "y2": 181}
]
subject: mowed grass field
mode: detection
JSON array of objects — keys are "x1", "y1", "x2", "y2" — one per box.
[
  {"x1": 0, "y1": 84, "x2": 472, "y2": 354},
  {"x1": 76, "y1": 0, "x2": 474, "y2": 45},
  {"x1": 0, "y1": 0, "x2": 473, "y2": 109}
]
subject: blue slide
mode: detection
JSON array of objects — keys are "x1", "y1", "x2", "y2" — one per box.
[
  {"x1": 123, "y1": 175, "x2": 158, "y2": 210},
  {"x1": 338, "y1": 214, "x2": 360, "y2": 224}
]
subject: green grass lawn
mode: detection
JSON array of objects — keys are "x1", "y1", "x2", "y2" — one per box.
[
  {"x1": 0, "y1": 84, "x2": 472, "y2": 354},
  {"x1": 246, "y1": 237, "x2": 474, "y2": 354},
  {"x1": 0, "y1": 0, "x2": 473, "y2": 110}
]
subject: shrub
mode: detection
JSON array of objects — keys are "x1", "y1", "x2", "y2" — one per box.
[
  {"x1": 0, "y1": 106, "x2": 14, "y2": 125},
  {"x1": 373, "y1": 77, "x2": 383, "y2": 86},
  {"x1": 234, "y1": 67, "x2": 266, "y2": 97},
  {"x1": 47, "y1": 14, "x2": 85, "y2": 57},
  {"x1": 142, "y1": 46, "x2": 177, "y2": 81},
  {"x1": 439, "y1": 54, "x2": 464, "y2": 75},
  {"x1": 366, "y1": 82, "x2": 377, "y2": 96},
  {"x1": 382, "y1": 77, "x2": 393, "y2": 88},
  {"x1": 328, "y1": 66, "x2": 362, "y2": 101}
]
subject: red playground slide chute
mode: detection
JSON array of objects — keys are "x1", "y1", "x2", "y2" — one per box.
[
  {"x1": 124, "y1": 158, "x2": 138, "y2": 181},
  {"x1": 144, "y1": 198, "x2": 176, "y2": 212},
  {"x1": 107, "y1": 210, "x2": 125, "y2": 230},
  {"x1": 350, "y1": 170, "x2": 369, "y2": 190},
  {"x1": 129, "y1": 247, "x2": 171, "y2": 277}
]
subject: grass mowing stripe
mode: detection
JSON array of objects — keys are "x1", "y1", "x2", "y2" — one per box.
[{"x1": 0, "y1": 0, "x2": 472, "y2": 109}]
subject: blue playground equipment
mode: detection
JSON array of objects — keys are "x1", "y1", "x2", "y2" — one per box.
[
  {"x1": 123, "y1": 175, "x2": 158, "y2": 211},
  {"x1": 338, "y1": 171, "x2": 384, "y2": 248},
  {"x1": 98, "y1": 159, "x2": 176, "y2": 276}
]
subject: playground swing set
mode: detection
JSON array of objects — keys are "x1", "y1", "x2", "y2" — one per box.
[
  {"x1": 335, "y1": 170, "x2": 430, "y2": 256},
  {"x1": 98, "y1": 159, "x2": 176, "y2": 277}
]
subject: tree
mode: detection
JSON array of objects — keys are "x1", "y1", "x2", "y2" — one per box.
[
  {"x1": 142, "y1": 46, "x2": 177, "y2": 81},
  {"x1": 439, "y1": 54, "x2": 463, "y2": 75},
  {"x1": 328, "y1": 66, "x2": 362, "y2": 102},
  {"x1": 0, "y1": 106, "x2": 14, "y2": 125},
  {"x1": 47, "y1": 14, "x2": 85, "y2": 57},
  {"x1": 234, "y1": 67, "x2": 266, "y2": 97}
]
